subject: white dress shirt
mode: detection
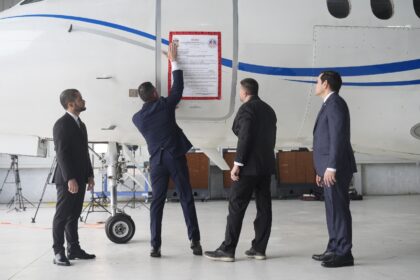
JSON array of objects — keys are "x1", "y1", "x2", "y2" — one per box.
[
  {"x1": 171, "y1": 61, "x2": 179, "y2": 71},
  {"x1": 323, "y1": 91, "x2": 335, "y2": 103}
]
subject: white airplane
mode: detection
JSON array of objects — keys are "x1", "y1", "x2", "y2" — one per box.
[{"x1": 1, "y1": 0, "x2": 420, "y2": 242}]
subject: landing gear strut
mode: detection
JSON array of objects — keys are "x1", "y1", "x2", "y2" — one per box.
[{"x1": 104, "y1": 142, "x2": 136, "y2": 244}]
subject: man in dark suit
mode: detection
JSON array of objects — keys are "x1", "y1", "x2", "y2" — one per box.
[
  {"x1": 132, "y1": 43, "x2": 202, "y2": 258},
  {"x1": 312, "y1": 71, "x2": 357, "y2": 268},
  {"x1": 52, "y1": 89, "x2": 96, "y2": 266},
  {"x1": 204, "y1": 78, "x2": 277, "y2": 262}
]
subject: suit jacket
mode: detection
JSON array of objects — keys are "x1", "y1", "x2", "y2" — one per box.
[
  {"x1": 233, "y1": 95, "x2": 277, "y2": 176},
  {"x1": 52, "y1": 113, "x2": 93, "y2": 185},
  {"x1": 313, "y1": 93, "x2": 357, "y2": 177},
  {"x1": 133, "y1": 70, "x2": 192, "y2": 163}
]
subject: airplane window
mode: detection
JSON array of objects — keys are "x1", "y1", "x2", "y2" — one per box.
[
  {"x1": 20, "y1": 0, "x2": 44, "y2": 5},
  {"x1": 327, "y1": 0, "x2": 350, "y2": 19},
  {"x1": 414, "y1": 0, "x2": 420, "y2": 18},
  {"x1": 371, "y1": 0, "x2": 394, "y2": 19}
]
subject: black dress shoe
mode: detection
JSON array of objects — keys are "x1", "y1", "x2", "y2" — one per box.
[
  {"x1": 68, "y1": 249, "x2": 96, "y2": 260},
  {"x1": 312, "y1": 251, "x2": 334, "y2": 261},
  {"x1": 53, "y1": 251, "x2": 71, "y2": 266},
  {"x1": 150, "y1": 247, "x2": 161, "y2": 258},
  {"x1": 204, "y1": 249, "x2": 235, "y2": 262},
  {"x1": 190, "y1": 240, "x2": 203, "y2": 256},
  {"x1": 245, "y1": 248, "x2": 266, "y2": 260},
  {"x1": 322, "y1": 253, "x2": 354, "y2": 268}
]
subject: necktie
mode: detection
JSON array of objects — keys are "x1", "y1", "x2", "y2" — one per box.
[{"x1": 76, "y1": 117, "x2": 81, "y2": 128}]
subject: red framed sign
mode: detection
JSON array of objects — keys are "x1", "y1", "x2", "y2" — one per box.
[{"x1": 168, "y1": 31, "x2": 222, "y2": 100}]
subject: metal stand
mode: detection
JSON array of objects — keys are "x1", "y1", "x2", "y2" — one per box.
[
  {"x1": 119, "y1": 163, "x2": 149, "y2": 209},
  {"x1": 80, "y1": 148, "x2": 112, "y2": 223},
  {"x1": 0, "y1": 155, "x2": 34, "y2": 212},
  {"x1": 80, "y1": 173, "x2": 111, "y2": 222},
  {"x1": 31, "y1": 157, "x2": 57, "y2": 223},
  {"x1": 122, "y1": 182, "x2": 140, "y2": 209}
]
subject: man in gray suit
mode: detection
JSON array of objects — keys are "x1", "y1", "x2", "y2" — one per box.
[{"x1": 312, "y1": 71, "x2": 357, "y2": 268}]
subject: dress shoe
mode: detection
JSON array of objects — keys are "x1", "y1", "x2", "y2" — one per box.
[
  {"x1": 312, "y1": 251, "x2": 334, "y2": 261},
  {"x1": 322, "y1": 253, "x2": 354, "y2": 268},
  {"x1": 53, "y1": 251, "x2": 71, "y2": 266},
  {"x1": 190, "y1": 240, "x2": 203, "y2": 256},
  {"x1": 245, "y1": 248, "x2": 266, "y2": 260},
  {"x1": 150, "y1": 247, "x2": 161, "y2": 258},
  {"x1": 68, "y1": 249, "x2": 96, "y2": 260},
  {"x1": 204, "y1": 249, "x2": 235, "y2": 262}
]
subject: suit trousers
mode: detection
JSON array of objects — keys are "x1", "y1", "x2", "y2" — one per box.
[
  {"x1": 149, "y1": 150, "x2": 201, "y2": 249},
  {"x1": 52, "y1": 183, "x2": 86, "y2": 254},
  {"x1": 219, "y1": 175, "x2": 272, "y2": 255},
  {"x1": 324, "y1": 172, "x2": 353, "y2": 256}
]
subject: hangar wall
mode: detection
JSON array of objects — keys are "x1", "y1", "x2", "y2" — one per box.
[
  {"x1": 360, "y1": 164, "x2": 420, "y2": 195},
  {"x1": 1, "y1": 151, "x2": 420, "y2": 204}
]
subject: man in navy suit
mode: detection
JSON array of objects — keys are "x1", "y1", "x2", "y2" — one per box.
[
  {"x1": 312, "y1": 71, "x2": 357, "y2": 268},
  {"x1": 132, "y1": 43, "x2": 202, "y2": 258}
]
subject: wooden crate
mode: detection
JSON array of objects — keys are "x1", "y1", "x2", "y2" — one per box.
[
  {"x1": 168, "y1": 152, "x2": 209, "y2": 189},
  {"x1": 277, "y1": 151, "x2": 316, "y2": 184}
]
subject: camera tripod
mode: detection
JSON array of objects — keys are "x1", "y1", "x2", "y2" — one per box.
[{"x1": 0, "y1": 155, "x2": 34, "y2": 212}]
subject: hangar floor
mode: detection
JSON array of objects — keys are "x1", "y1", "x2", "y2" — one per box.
[{"x1": 0, "y1": 195, "x2": 419, "y2": 280}]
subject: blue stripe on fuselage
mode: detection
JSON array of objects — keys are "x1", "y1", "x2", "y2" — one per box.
[{"x1": 1, "y1": 13, "x2": 420, "y2": 86}]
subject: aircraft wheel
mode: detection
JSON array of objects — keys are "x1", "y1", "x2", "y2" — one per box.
[{"x1": 105, "y1": 213, "x2": 135, "y2": 244}]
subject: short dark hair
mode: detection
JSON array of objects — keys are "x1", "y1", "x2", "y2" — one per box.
[
  {"x1": 60, "y1": 89, "x2": 79, "y2": 109},
  {"x1": 138, "y1": 82, "x2": 156, "y2": 102},
  {"x1": 240, "y1": 78, "x2": 259, "y2": 96},
  {"x1": 320, "y1": 71, "x2": 342, "y2": 93}
]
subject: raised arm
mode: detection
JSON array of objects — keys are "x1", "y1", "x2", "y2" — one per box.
[{"x1": 166, "y1": 43, "x2": 184, "y2": 107}]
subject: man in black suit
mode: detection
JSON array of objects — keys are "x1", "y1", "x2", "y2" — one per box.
[
  {"x1": 52, "y1": 89, "x2": 96, "y2": 266},
  {"x1": 312, "y1": 71, "x2": 357, "y2": 268},
  {"x1": 204, "y1": 78, "x2": 277, "y2": 262},
  {"x1": 132, "y1": 43, "x2": 202, "y2": 258}
]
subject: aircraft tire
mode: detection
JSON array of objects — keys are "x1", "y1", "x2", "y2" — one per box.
[{"x1": 105, "y1": 213, "x2": 136, "y2": 244}]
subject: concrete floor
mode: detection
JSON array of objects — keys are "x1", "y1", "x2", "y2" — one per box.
[{"x1": 0, "y1": 195, "x2": 419, "y2": 280}]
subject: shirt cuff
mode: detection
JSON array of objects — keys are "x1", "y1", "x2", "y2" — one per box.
[
  {"x1": 327, "y1": 168, "x2": 336, "y2": 172},
  {"x1": 171, "y1": 61, "x2": 180, "y2": 71},
  {"x1": 234, "y1": 161, "x2": 244, "y2": 167}
]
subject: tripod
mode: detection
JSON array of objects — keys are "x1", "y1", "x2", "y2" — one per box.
[
  {"x1": 80, "y1": 150, "x2": 112, "y2": 222},
  {"x1": 121, "y1": 147, "x2": 150, "y2": 210},
  {"x1": 122, "y1": 167, "x2": 142, "y2": 209},
  {"x1": 31, "y1": 157, "x2": 57, "y2": 223},
  {"x1": 0, "y1": 155, "x2": 34, "y2": 212},
  {"x1": 120, "y1": 172, "x2": 150, "y2": 210},
  {"x1": 80, "y1": 173, "x2": 111, "y2": 223}
]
